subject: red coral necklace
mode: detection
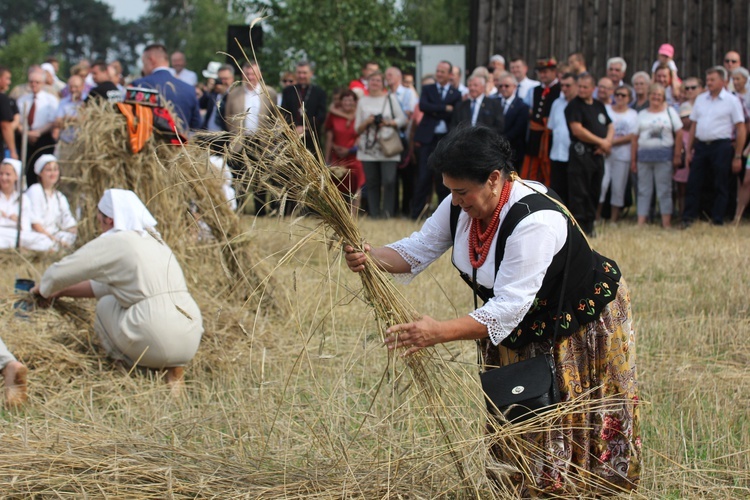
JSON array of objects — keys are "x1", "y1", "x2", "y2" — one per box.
[{"x1": 469, "y1": 180, "x2": 513, "y2": 269}]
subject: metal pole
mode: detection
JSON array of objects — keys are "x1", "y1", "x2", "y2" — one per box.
[{"x1": 15, "y1": 103, "x2": 29, "y2": 249}]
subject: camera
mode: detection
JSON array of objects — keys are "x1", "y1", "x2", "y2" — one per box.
[{"x1": 373, "y1": 114, "x2": 383, "y2": 126}]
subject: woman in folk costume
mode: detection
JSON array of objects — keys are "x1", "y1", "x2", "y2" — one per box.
[
  {"x1": 26, "y1": 154, "x2": 77, "y2": 250},
  {"x1": 34, "y1": 189, "x2": 203, "y2": 388},
  {"x1": 344, "y1": 126, "x2": 640, "y2": 495}
]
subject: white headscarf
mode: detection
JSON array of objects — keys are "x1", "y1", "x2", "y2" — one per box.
[
  {"x1": 97, "y1": 189, "x2": 158, "y2": 235},
  {"x1": 40, "y1": 62, "x2": 61, "y2": 84},
  {"x1": 1, "y1": 158, "x2": 22, "y2": 178},
  {"x1": 34, "y1": 154, "x2": 57, "y2": 175}
]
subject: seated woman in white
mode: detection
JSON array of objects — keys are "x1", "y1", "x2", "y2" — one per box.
[
  {"x1": 0, "y1": 158, "x2": 46, "y2": 250},
  {"x1": 34, "y1": 189, "x2": 204, "y2": 389},
  {"x1": 26, "y1": 154, "x2": 77, "y2": 251}
]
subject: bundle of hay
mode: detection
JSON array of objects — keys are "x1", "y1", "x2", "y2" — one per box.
[{"x1": 56, "y1": 100, "x2": 270, "y2": 303}]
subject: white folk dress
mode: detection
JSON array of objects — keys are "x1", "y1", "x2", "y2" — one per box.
[
  {"x1": 26, "y1": 183, "x2": 77, "y2": 250},
  {"x1": 0, "y1": 190, "x2": 50, "y2": 250},
  {"x1": 40, "y1": 231, "x2": 203, "y2": 368}
]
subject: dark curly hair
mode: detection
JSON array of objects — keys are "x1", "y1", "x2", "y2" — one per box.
[{"x1": 428, "y1": 125, "x2": 515, "y2": 184}]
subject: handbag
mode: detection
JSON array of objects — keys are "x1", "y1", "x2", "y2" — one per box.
[
  {"x1": 478, "y1": 219, "x2": 572, "y2": 423},
  {"x1": 377, "y1": 94, "x2": 404, "y2": 157}
]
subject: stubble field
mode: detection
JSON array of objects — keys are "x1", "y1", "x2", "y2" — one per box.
[{"x1": 1, "y1": 214, "x2": 748, "y2": 498}]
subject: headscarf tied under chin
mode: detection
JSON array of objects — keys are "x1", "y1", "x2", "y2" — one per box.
[{"x1": 97, "y1": 189, "x2": 158, "y2": 236}]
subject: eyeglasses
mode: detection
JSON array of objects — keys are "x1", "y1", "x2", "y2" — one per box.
[
  {"x1": 684, "y1": 85, "x2": 698, "y2": 90},
  {"x1": 608, "y1": 67, "x2": 622, "y2": 72},
  {"x1": 498, "y1": 84, "x2": 513, "y2": 88},
  {"x1": 614, "y1": 93, "x2": 629, "y2": 98},
  {"x1": 282, "y1": 79, "x2": 295, "y2": 83},
  {"x1": 725, "y1": 59, "x2": 739, "y2": 64}
]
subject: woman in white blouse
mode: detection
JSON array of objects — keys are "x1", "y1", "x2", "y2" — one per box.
[
  {"x1": 344, "y1": 126, "x2": 641, "y2": 495},
  {"x1": 26, "y1": 154, "x2": 77, "y2": 250}
]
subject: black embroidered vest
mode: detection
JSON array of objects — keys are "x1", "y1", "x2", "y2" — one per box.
[{"x1": 449, "y1": 192, "x2": 621, "y2": 356}]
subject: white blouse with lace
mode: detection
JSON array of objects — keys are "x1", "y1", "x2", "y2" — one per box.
[{"x1": 386, "y1": 181, "x2": 567, "y2": 345}]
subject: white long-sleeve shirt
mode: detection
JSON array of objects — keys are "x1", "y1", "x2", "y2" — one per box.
[{"x1": 386, "y1": 181, "x2": 566, "y2": 345}]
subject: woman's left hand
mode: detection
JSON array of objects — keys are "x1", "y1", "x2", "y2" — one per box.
[{"x1": 384, "y1": 315, "x2": 443, "y2": 356}]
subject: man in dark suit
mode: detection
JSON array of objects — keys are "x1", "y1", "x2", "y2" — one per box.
[
  {"x1": 411, "y1": 60, "x2": 462, "y2": 219},
  {"x1": 495, "y1": 72, "x2": 529, "y2": 170},
  {"x1": 133, "y1": 44, "x2": 202, "y2": 134},
  {"x1": 280, "y1": 60, "x2": 327, "y2": 154},
  {"x1": 199, "y1": 64, "x2": 235, "y2": 131},
  {"x1": 450, "y1": 74, "x2": 503, "y2": 132}
]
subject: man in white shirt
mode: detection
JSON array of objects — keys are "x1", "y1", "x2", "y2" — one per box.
[
  {"x1": 684, "y1": 66, "x2": 746, "y2": 226},
  {"x1": 547, "y1": 72, "x2": 577, "y2": 204},
  {"x1": 509, "y1": 57, "x2": 540, "y2": 105},
  {"x1": 224, "y1": 61, "x2": 277, "y2": 214},
  {"x1": 385, "y1": 66, "x2": 418, "y2": 217},
  {"x1": 170, "y1": 51, "x2": 198, "y2": 87},
  {"x1": 16, "y1": 69, "x2": 59, "y2": 186}
]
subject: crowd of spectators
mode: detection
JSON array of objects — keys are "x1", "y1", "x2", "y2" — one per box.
[{"x1": 2, "y1": 43, "x2": 749, "y2": 236}]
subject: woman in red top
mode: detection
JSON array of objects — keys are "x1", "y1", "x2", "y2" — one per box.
[{"x1": 325, "y1": 89, "x2": 364, "y2": 214}]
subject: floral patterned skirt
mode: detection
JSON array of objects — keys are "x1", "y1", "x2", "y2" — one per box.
[{"x1": 487, "y1": 278, "x2": 641, "y2": 496}]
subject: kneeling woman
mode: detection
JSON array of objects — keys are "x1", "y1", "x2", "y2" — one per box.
[
  {"x1": 35, "y1": 189, "x2": 203, "y2": 386},
  {"x1": 344, "y1": 126, "x2": 640, "y2": 494}
]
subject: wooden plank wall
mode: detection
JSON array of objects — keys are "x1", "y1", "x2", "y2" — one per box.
[{"x1": 471, "y1": 0, "x2": 750, "y2": 81}]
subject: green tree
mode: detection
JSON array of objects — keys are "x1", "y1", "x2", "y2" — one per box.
[
  {"x1": 0, "y1": 24, "x2": 50, "y2": 86},
  {"x1": 259, "y1": 0, "x2": 411, "y2": 93},
  {"x1": 145, "y1": 0, "x2": 251, "y2": 78},
  {"x1": 401, "y1": 0, "x2": 469, "y2": 46}
]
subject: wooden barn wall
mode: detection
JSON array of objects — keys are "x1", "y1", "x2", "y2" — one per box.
[{"x1": 470, "y1": 0, "x2": 750, "y2": 80}]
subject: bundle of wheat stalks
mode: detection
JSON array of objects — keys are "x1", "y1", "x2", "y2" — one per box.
[{"x1": 56, "y1": 99, "x2": 270, "y2": 301}]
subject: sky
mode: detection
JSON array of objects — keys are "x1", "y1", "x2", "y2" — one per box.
[{"x1": 102, "y1": 0, "x2": 149, "y2": 21}]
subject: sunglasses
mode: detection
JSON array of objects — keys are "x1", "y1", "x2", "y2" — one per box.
[
  {"x1": 615, "y1": 93, "x2": 629, "y2": 97},
  {"x1": 684, "y1": 85, "x2": 698, "y2": 90},
  {"x1": 725, "y1": 59, "x2": 739, "y2": 64}
]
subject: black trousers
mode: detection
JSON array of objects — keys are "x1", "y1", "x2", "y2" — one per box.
[
  {"x1": 550, "y1": 160, "x2": 569, "y2": 206},
  {"x1": 683, "y1": 139, "x2": 733, "y2": 224},
  {"x1": 567, "y1": 144, "x2": 604, "y2": 235},
  {"x1": 411, "y1": 135, "x2": 449, "y2": 219}
]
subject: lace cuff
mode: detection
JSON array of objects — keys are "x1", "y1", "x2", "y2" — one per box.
[{"x1": 469, "y1": 295, "x2": 535, "y2": 345}]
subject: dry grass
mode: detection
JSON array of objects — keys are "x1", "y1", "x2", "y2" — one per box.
[{"x1": 1, "y1": 217, "x2": 748, "y2": 498}]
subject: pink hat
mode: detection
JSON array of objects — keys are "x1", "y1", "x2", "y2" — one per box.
[{"x1": 658, "y1": 44, "x2": 675, "y2": 58}]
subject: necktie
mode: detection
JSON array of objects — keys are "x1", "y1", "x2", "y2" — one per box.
[
  {"x1": 470, "y1": 99, "x2": 476, "y2": 124},
  {"x1": 27, "y1": 95, "x2": 37, "y2": 127}
]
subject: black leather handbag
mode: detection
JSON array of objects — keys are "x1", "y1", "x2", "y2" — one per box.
[
  {"x1": 480, "y1": 350, "x2": 560, "y2": 423},
  {"x1": 476, "y1": 219, "x2": 572, "y2": 423}
]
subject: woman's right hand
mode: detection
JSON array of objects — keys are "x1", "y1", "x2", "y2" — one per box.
[{"x1": 344, "y1": 243, "x2": 371, "y2": 273}]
